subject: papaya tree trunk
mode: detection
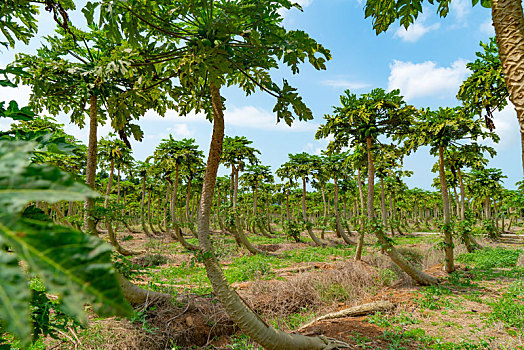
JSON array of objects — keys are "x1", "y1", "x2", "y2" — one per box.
[
  {"x1": 104, "y1": 158, "x2": 114, "y2": 209},
  {"x1": 83, "y1": 95, "x2": 98, "y2": 235},
  {"x1": 302, "y1": 177, "x2": 323, "y2": 246},
  {"x1": 334, "y1": 177, "x2": 355, "y2": 246},
  {"x1": 370, "y1": 137, "x2": 438, "y2": 285},
  {"x1": 380, "y1": 177, "x2": 386, "y2": 227},
  {"x1": 185, "y1": 176, "x2": 192, "y2": 221},
  {"x1": 197, "y1": 83, "x2": 342, "y2": 350},
  {"x1": 355, "y1": 168, "x2": 365, "y2": 260},
  {"x1": 439, "y1": 145, "x2": 455, "y2": 273},
  {"x1": 140, "y1": 176, "x2": 153, "y2": 237},
  {"x1": 116, "y1": 166, "x2": 121, "y2": 205},
  {"x1": 491, "y1": 0, "x2": 524, "y2": 174}
]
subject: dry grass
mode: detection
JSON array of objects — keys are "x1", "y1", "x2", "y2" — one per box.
[
  {"x1": 243, "y1": 261, "x2": 379, "y2": 325},
  {"x1": 57, "y1": 296, "x2": 235, "y2": 350}
]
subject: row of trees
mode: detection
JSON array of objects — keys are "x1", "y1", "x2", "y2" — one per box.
[{"x1": 2, "y1": 0, "x2": 524, "y2": 349}]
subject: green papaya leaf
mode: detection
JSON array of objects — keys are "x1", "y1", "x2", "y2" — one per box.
[
  {"x1": 0, "y1": 217, "x2": 132, "y2": 325},
  {"x1": 0, "y1": 101, "x2": 35, "y2": 121},
  {"x1": 0, "y1": 250, "x2": 31, "y2": 346},
  {"x1": 0, "y1": 141, "x2": 98, "y2": 213}
]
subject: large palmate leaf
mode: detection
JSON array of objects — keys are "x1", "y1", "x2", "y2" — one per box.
[
  {"x1": 0, "y1": 101, "x2": 35, "y2": 121},
  {"x1": 0, "y1": 217, "x2": 131, "y2": 324},
  {"x1": 0, "y1": 141, "x2": 97, "y2": 213},
  {"x1": 0, "y1": 250, "x2": 30, "y2": 344},
  {"x1": 0, "y1": 140, "x2": 131, "y2": 345}
]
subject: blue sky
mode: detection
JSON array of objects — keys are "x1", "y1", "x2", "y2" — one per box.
[{"x1": 1, "y1": 0, "x2": 521, "y2": 189}]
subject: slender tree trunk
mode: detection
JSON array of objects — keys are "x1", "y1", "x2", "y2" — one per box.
[
  {"x1": 104, "y1": 158, "x2": 115, "y2": 208},
  {"x1": 369, "y1": 138, "x2": 438, "y2": 285},
  {"x1": 439, "y1": 145, "x2": 455, "y2": 273},
  {"x1": 286, "y1": 190, "x2": 290, "y2": 220},
  {"x1": 141, "y1": 177, "x2": 153, "y2": 237},
  {"x1": 197, "y1": 83, "x2": 340, "y2": 350},
  {"x1": 185, "y1": 176, "x2": 192, "y2": 221},
  {"x1": 355, "y1": 168, "x2": 365, "y2": 260},
  {"x1": 234, "y1": 168, "x2": 239, "y2": 208},
  {"x1": 334, "y1": 177, "x2": 355, "y2": 245},
  {"x1": 491, "y1": 0, "x2": 524, "y2": 174},
  {"x1": 458, "y1": 168, "x2": 466, "y2": 220},
  {"x1": 83, "y1": 95, "x2": 98, "y2": 235},
  {"x1": 172, "y1": 165, "x2": 180, "y2": 225},
  {"x1": 148, "y1": 191, "x2": 159, "y2": 234},
  {"x1": 302, "y1": 177, "x2": 323, "y2": 246},
  {"x1": 116, "y1": 166, "x2": 121, "y2": 206},
  {"x1": 380, "y1": 177, "x2": 386, "y2": 227}
]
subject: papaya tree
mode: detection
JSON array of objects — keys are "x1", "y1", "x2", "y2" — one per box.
[
  {"x1": 281, "y1": 152, "x2": 325, "y2": 246},
  {"x1": 408, "y1": 107, "x2": 497, "y2": 272},
  {"x1": 317, "y1": 88, "x2": 439, "y2": 285},
  {"x1": 13, "y1": 25, "x2": 170, "y2": 235},
  {"x1": 93, "y1": 1, "x2": 348, "y2": 348},
  {"x1": 322, "y1": 150, "x2": 356, "y2": 245},
  {"x1": 363, "y1": 0, "x2": 524, "y2": 175}
]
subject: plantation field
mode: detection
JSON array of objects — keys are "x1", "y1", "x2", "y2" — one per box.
[
  {"x1": 4, "y1": 1, "x2": 524, "y2": 350},
  {"x1": 14, "y1": 227, "x2": 522, "y2": 350}
]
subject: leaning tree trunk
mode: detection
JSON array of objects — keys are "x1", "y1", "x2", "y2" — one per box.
[
  {"x1": 334, "y1": 177, "x2": 356, "y2": 246},
  {"x1": 106, "y1": 220, "x2": 143, "y2": 256},
  {"x1": 197, "y1": 83, "x2": 345, "y2": 350},
  {"x1": 491, "y1": 0, "x2": 524, "y2": 174},
  {"x1": 369, "y1": 137, "x2": 438, "y2": 285},
  {"x1": 302, "y1": 177, "x2": 324, "y2": 246},
  {"x1": 439, "y1": 145, "x2": 455, "y2": 273},
  {"x1": 83, "y1": 95, "x2": 98, "y2": 235},
  {"x1": 321, "y1": 186, "x2": 327, "y2": 239}
]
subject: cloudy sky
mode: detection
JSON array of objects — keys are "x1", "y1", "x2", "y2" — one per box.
[{"x1": 1, "y1": 0, "x2": 521, "y2": 189}]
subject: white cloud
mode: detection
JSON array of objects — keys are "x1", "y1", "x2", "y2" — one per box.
[
  {"x1": 144, "y1": 105, "x2": 317, "y2": 132},
  {"x1": 489, "y1": 102, "x2": 519, "y2": 151},
  {"x1": 387, "y1": 59, "x2": 469, "y2": 100},
  {"x1": 322, "y1": 79, "x2": 370, "y2": 90},
  {"x1": 303, "y1": 142, "x2": 323, "y2": 155},
  {"x1": 451, "y1": 0, "x2": 470, "y2": 21},
  {"x1": 480, "y1": 19, "x2": 494, "y2": 36},
  {"x1": 394, "y1": 19, "x2": 440, "y2": 43},
  {"x1": 168, "y1": 124, "x2": 193, "y2": 139}
]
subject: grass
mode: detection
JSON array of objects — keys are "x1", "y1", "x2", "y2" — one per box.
[
  {"x1": 456, "y1": 247, "x2": 522, "y2": 269},
  {"x1": 455, "y1": 247, "x2": 524, "y2": 280},
  {"x1": 488, "y1": 281, "x2": 524, "y2": 335},
  {"x1": 282, "y1": 244, "x2": 354, "y2": 263}
]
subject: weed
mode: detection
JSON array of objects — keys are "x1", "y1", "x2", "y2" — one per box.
[
  {"x1": 226, "y1": 334, "x2": 261, "y2": 349},
  {"x1": 457, "y1": 248, "x2": 521, "y2": 269},
  {"x1": 415, "y1": 286, "x2": 453, "y2": 310},
  {"x1": 316, "y1": 282, "x2": 353, "y2": 303},
  {"x1": 130, "y1": 307, "x2": 158, "y2": 334},
  {"x1": 349, "y1": 331, "x2": 373, "y2": 348},
  {"x1": 379, "y1": 268, "x2": 398, "y2": 286},
  {"x1": 226, "y1": 255, "x2": 275, "y2": 282},
  {"x1": 488, "y1": 281, "x2": 524, "y2": 335}
]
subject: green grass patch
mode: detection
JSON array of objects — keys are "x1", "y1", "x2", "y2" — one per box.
[
  {"x1": 488, "y1": 281, "x2": 524, "y2": 335},
  {"x1": 282, "y1": 245, "x2": 353, "y2": 263},
  {"x1": 456, "y1": 248, "x2": 521, "y2": 269}
]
